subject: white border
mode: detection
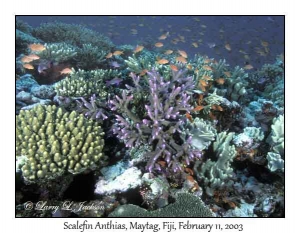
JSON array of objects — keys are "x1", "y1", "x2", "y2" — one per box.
[{"x1": 1, "y1": 1, "x2": 298, "y2": 233}]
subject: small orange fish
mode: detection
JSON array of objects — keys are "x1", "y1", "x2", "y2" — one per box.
[
  {"x1": 204, "y1": 58, "x2": 211, "y2": 64},
  {"x1": 28, "y1": 43, "x2": 46, "y2": 52},
  {"x1": 261, "y1": 40, "x2": 269, "y2": 47},
  {"x1": 60, "y1": 68, "x2": 73, "y2": 75},
  {"x1": 170, "y1": 64, "x2": 178, "y2": 71},
  {"x1": 186, "y1": 64, "x2": 193, "y2": 70},
  {"x1": 209, "y1": 111, "x2": 216, "y2": 120},
  {"x1": 215, "y1": 78, "x2": 225, "y2": 85},
  {"x1": 27, "y1": 54, "x2": 40, "y2": 60},
  {"x1": 203, "y1": 65, "x2": 213, "y2": 71},
  {"x1": 193, "y1": 105, "x2": 204, "y2": 112},
  {"x1": 23, "y1": 63, "x2": 34, "y2": 70},
  {"x1": 177, "y1": 50, "x2": 188, "y2": 58},
  {"x1": 164, "y1": 50, "x2": 173, "y2": 55},
  {"x1": 157, "y1": 59, "x2": 169, "y2": 65},
  {"x1": 225, "y1": 43, "x2": 231, "y2": 51},
  {"x1": 186, "y1": 113, "x2": 193, "y2": 122},
  {"x1": 192, "y1": 42, "x2": 198, "y2": 48},
  {"x1": 199, "y1": 79, "x2": 208, "y2": 87},
  {"x1": 157, "y1": 160, "x2": 167, "y2": 167},
  {"x1": 106, "y1": 52, "x2": 113, "y2": 58},
  {"x1": 211, "y1": 105, "x2": 223, "y2": 111},
  {"x1": 184, "y1": 167, "x2": 194, "y2": 176},
  {"x1": 113, "y1": 51, "x2": 124, "y2": 56},
  {"x1": 139, "y1": 69, "x2": 148, "y2": 76},
  {"x1": 223, "y1": 71, "x2": 231, "y2": 78},
  {"x1": 202, "y1": 75, "x2": 212, "y2": 81},
  {"x1": 133, "y1": 45, "x2": 144, "y2": 53},
  {"x1": 155, "y1": 42, "x2": 164, "y2": 47},
  {"x1": 198, "y1": 94, "x2": 204, "y2": 105},
  {"x1": 176, "y1": 56, "x2": 187, "y2": 64},
  {"x1": 244, "y1": 64, "x2": 254, "y2": 70},
  {"x1": 158, "y1": 32, "x2": 169, "y2": 40},
  {"x1": 21, "y1": 56, "x2": 34, "y2": 63}
]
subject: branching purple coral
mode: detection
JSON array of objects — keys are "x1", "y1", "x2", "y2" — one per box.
[
  {"x1": 110, "y1": 69, "x2": 202, "y2": 174},
  {"x1": 76, "y1": 94, "x2": 108, "y2": 121}
]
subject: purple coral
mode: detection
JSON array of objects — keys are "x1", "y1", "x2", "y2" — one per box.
[
  {"x1": 76, "y1": 94, "x2": 108, "y2": 121},
  {"x1": 110, "y1": 69, "x2": 202, "y2": 174}
]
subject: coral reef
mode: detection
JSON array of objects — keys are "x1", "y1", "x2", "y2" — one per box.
[
  {"x1": 32, "y1": 22, "x2": 114, "y2": 51},
  {"x1": 196, "y1": 132, "x2": 236, "y2": 196},
  {"x1": 76, "y1": 43, "x2": 107, "y2": 70},
  {"x1": 75, "y1": 94, "x2": 108, "y2": 122},
  {"x1": 95, "y1": 167, "x2": 142, "y2": 195},
  {"x1": 267, "y1": 115, "x2": 284, "y2": 156},
  {"x1": 54, "y1": 69, "x2": 119, "y2": 98},
  {"x1": 109, "y1": 193, "x2": 214, "y2": 217},
  {"x1": 35, "y1": 42, "x2": 77, "y2": 63},
  {"x1": 267, "y1": 152, "x2": 284, "y2": 172},
  {"x1": 181, "y1": 117, "x2": 217, "y2": 151},
  {"x1": 16, "y1": 74, "x2": 54, "y2": 112},
  {"x1": 16, "y1": 105, "x2": 106, "y2": 182},
  {"x1": 110, "y1": 69, "x2": 202, "y2": 174}
]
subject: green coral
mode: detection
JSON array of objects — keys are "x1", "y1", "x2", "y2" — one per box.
[
  {"x1": 267, "y1": 152, "x2": 284, "y2": 172},
  {"x1": 243, "y1": 127, "x2": 264, "y2": 141},
  {"x1": 196, "y1": 132, "x2": 236, "y2": 196},
  {"x1": 267, "y1": 115, "x2": 284, "y2": 156},
  {"x1": 35, "y1": 42, "x2": 78, "y2": 62},
  {"x1": 32, "y1": 22, "x2": 114, "y2": 51},
  {"x1": 76, "y1": 44, "x2": 107, "y2": 70},
  {"x1": 55, "y1": 69, "x2": 120, "y2": 98},
  {"x1": 182, "y1": 117, "x2": 216, "y2": 151},
  {"x1": 16, "y1": 18, "x2": 33, "y2": 35},
  {"x1": 16, "y1": 105, "x2": 106, "y2": 182},
  {"x1": 125, "y1": 54, "x2": 153, "y2": 74},
  {"x1": 109, "y1": 193, "x2": 214, "y2": 217},
  {"x1": 202, "y1": 89, "x2": 224, "y2": 114},
  {"x1": 259, "y1": 63, "x2": 284, "y2": 79},
  {"x1": 217, "y1": 66, "x2": 248, "y2": 102}
]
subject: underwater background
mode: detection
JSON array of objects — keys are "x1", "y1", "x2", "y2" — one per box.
[{"x1": 16, "y1": 16, "x2": 284, "y2": 218}]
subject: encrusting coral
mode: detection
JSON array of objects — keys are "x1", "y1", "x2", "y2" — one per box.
[
  {"x1": 109, "y1": 192, "x2": 214, "y2": 217},
  {"x1": 16, "y1": 105, "x2": 106, "y2": 182}
]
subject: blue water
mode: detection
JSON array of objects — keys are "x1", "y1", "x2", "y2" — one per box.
[{"x1": 17, "y1": 16, "x2": 284, "y2": 69}]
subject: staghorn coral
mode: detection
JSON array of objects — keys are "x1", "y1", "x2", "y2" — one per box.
[
  {"x1": 195, "y1": 132, "x2": 236, "y2": 196},
  {"x1": 35, "y1": 42, "x2": 78, "y2": 63},
  {"x1": 16, "y1": 105, "x2": 106, "y2": 182},
  {"x1": 76, "y1": 94, "x2": 108, "y2": 122},
  {"x1": 110, "y1": 69, "x2": 202, "y2": 174},
  {"x1": 109, "y1": 193, "x2": 214, "y2": 217}
]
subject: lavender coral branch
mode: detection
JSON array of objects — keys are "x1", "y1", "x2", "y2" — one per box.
[{"x1": 110, "y1": 69, "x2": 203, "y2": 174}]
